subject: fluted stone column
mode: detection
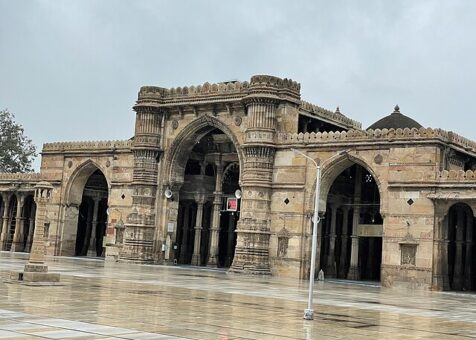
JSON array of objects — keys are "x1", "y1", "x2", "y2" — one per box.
[
  {"x1": 464, "y1": 209, "x2": 473, "y2": 290},
  {"x1": 348, "y1": 166, "x2": 362, "y2": 280},
  {"x1": 87, "y1": 198, "x2": 100, "y2": 257},
  {"x1": 338, "y1": 207, "x2": 350, "y2": 278},
  {"x1": 208, "y1": 161, "x2": 223, "y2": 266},
  {"x1": 1, "y1": 193, "x2": 11, "y2": 250},
  {"x1": 11, "y1": 194, "x2": 25, "y2": 252},
  {"x1": 452, "y1": 208, "x2": 465, "y2": 290},
  {"x1": 122, "y1": 99, "x2": 164, "y2": 263},
  {"x1": 192, "y1": 200, "x2": 205, "y2": 265},
  {"x1": 326, "y1": 205, "x2": 338, "y2": 277},
  {"x1": 230, "y1": 76, "x2": 300, "y2": 274}
]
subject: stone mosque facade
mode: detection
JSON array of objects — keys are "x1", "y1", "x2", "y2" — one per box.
[{"x1": 1, "y1": 75, "x2": 476, "y2": 291}]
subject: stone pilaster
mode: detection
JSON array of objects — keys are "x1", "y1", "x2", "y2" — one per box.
[
  {"x1": 11, "y1": 194, "x2": 25, "y2": 252},
  {"x1": 338, "y1": 207, "x2": 350, "y2": 278},
  {"x1": 179, "y1": 203, "x2": 191, "y2": 263},
  {"x1": 464, "y1": 209, "x2": 473, "y2": 290},
  {"x1": 87, "y1": 197, "x2": 100, "y2": 257},
  {"x1": 326, "y1": 205, "x2": 338, "y2": 277},
  {"x1": 348, "y1": 166, "x2": 362, "y2": 280},
  {"x1": 0, "y1": 193, "x2": 11, "y2": 250},
  {"x1": 208, "y1": 160, "x2": 223, "y2": 266},
  {"x1": 452, "y1": 208, "x2": 465, "y2": 290},
  {"x1": 432, "y1": 214, "x2": 450, "y2": 290},
  {"x1": 121, "y1": 102, "x2": 164, "y2": 263},
  {"x1": 192, "y1": 200, "x2": 204, "y2": 265}
]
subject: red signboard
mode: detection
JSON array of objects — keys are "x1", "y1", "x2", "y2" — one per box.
[{"x1": 227, "y1": 198, "x2": 238, "y2": 211}]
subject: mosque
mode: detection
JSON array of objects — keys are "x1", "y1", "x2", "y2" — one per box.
[{"x1": 1, "y1": 75, "x2": 475, "y2": 291}]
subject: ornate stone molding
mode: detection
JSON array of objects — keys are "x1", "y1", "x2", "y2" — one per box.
[{"x1": 42, "y1": 140, "x2": 132, "y2": 153}]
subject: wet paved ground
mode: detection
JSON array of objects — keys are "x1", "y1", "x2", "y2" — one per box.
[{"x1": 0, "y1": 253, "x2": 475, "y2": 339}]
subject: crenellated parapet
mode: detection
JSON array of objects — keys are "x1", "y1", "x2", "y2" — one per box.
[
  {"x1": 437, "y1": 169, "x2": 476, "y2": 181},
  {"x1": 42, "y1": 140, "x2": 132, "y2": 153},
  {"x1": 277, "y1": 127, "x2": 476, "y2": 153},
  {"x1": 137, "y1": 81, "x2": 249, "y2": 104},
  {"x1": 300, "y1": 100, "x2": 361, "y2": 129}
]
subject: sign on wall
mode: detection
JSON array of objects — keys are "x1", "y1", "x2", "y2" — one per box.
[{"x1": 226, "y1": 198, "x2": 238, "y2": 211}]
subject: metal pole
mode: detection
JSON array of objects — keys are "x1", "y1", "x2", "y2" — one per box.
[{"x1": 304, "y1": 165, "x2": 320, "y2": 320}]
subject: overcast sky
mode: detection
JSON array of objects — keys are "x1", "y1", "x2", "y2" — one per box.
[{"x1": 1, "y1": 1, "x2": 475, "y2": 170}]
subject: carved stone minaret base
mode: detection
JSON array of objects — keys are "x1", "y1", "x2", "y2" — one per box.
[{"x1": 120, "y1": 98, "x2": 165, "y2": 263}]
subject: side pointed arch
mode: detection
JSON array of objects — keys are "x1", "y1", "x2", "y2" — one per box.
[
  {"x1": 316, "y1": 152, "x2": 387, "y2": 216},
  {"x1": 65, "y1": 160, "x2": 110, "y2": 206}
]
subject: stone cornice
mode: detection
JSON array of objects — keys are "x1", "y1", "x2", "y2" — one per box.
[
  {"x1": 42, "y1": 140, "x2": 132, "y2": 154},
  {"x1": 0, "y1": 173, "x2": 41, "y2": 181}
]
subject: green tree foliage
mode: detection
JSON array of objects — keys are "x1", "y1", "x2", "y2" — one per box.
[{"x1": 0, "y1": 109, "x2": 37, "y2": 173}]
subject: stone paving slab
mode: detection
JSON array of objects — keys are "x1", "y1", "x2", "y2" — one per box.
[{"x1": 1, "y1": 252, "x2": 476, "y2": 339}]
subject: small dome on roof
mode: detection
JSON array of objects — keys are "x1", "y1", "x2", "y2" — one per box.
[{"x1": 367, "y1": 105, "x2": 422, "y2": 130}]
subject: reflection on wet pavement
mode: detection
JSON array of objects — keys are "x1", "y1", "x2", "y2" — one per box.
[{"x1": 0, "y1": 252, "x2": 475, "y2": 339}]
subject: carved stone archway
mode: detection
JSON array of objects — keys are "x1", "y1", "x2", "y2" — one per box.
[
  {"x1": 60, "y1": 160, "x2": 110, "y2": 256},
  {"x1": 164, "y1": 115, "x2": 244, "y2": 187}
]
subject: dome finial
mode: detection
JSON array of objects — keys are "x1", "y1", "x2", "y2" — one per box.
[{"x1": 394, "y1": 104, "x2": 400, "y2": 113}]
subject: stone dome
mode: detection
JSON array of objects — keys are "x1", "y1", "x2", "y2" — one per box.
[{"x1": 367, "y1": 105, "x2": 422, "y2": 130}]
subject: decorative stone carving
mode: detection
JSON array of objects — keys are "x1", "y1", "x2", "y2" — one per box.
[
  {"x1": 399, "y1": 232, "x2": 419, "y2": 266},
  {"x1": 277, "y1": 227, "x2": 291, "y2": 258},
  {"x1": 374, "y1": 154, "x2": 383, "y2": 164},
  {"x1": 234, "y1": 116, "x2": 242, "y2": 126}
]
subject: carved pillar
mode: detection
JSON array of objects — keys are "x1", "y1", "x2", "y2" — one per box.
[
  {"x1": 25, "y1": 182, "x2": 53, "y2": 274},
  {"x1": 208, "y1": 161, "x2": 223, "y2": 266},
  {"x1": 87, "y1": 197, "x2": 100, "y2": 257},
  {"x1": 338, "y1": 207, "x2": 350, "y2": 278},
  {"x1": 11, "y1": 194, "x2": 25, "y2": 252},
  {"x1": 192, "y1": 200, "x2": 205, "y2": 265},
  {"x1": 25, "y1": 204, "x2": 36, "y2": 253},
  {"x1": 122, "y1": 101, "x2": 164, "y2": 263},
  {"x1": 452, "y1": 208, "x2": 465, "y2": 290},
  {"x1": 0, "y1": 193, "x2": 11, "y2": 250},
  {"x1": 432, "y1": 214, "x2": 450, "y2": 290},
  {"x1": 81, "y1": 201, "x2": 94, "y2": 256},
  {"x1": 326, "y1": 205, "x2": 338, "y2": 277},
  {"x1": 179, "y1": 203, "x2": 191, "y2": 263},
  {"x1": 464, "y1": 209, "x2": 473, "y2": 290},
  {"x1": 348, "y1": 166, "x2": 362, "y2": 280}
]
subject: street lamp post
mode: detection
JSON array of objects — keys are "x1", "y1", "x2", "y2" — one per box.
[
  {"x1": 292, "y1": 148, "x2": 349, "y2": 320},
  {"x1": 292, "y1": 149, "x2": 321, "y2": 321}
]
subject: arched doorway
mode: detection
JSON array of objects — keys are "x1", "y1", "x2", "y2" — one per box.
[
  {"x1": 74, "y1": 169, "x2": 108, "y2": 257},
  {"x1": 320, "y1": 163, "x2": 383, "y2": 281},
  {"x1": 62, "y1": 162, "x2": 109, "y2": 257},
  {"x1": 174, "y1": 128, "x2": 240, "y2": 267},
  {"x1": 446, "y1": 203, "x2": 475, "y2": 291}
]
